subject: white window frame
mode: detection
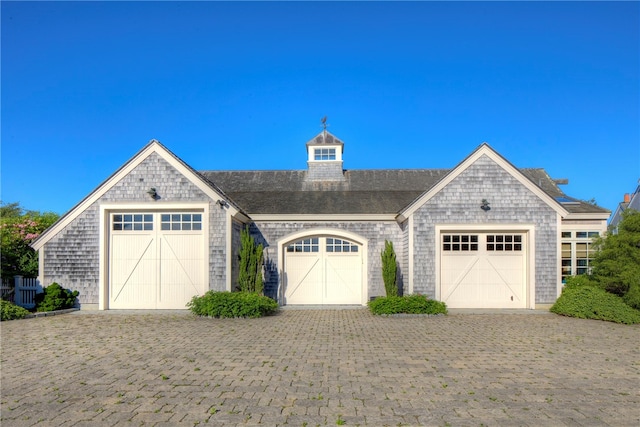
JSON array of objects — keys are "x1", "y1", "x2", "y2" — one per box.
[
  {"x1": 307, "y1": 145, "x2": 342, "y2": 162},
  {"x1": 560, "y1": 229, "x2": 600, "y2": 283}
]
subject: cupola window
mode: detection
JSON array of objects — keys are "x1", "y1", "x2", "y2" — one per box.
[{"x1": 314, "y1": 148, "x2": 336, "y2": 161}]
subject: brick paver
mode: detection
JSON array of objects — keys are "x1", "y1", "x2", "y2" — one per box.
[{"x1": 1, "y1": 309, "x2": 639, "y2": 426}]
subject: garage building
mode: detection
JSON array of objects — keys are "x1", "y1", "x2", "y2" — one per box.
[{"x1": 31, "y1": 130, "x2": 609, "y2": 309}]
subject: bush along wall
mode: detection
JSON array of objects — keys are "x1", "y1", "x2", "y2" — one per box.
[
  {"x1": 34, "y1": 283, "x2": 79, "y2": 312},
  {"x1": 188, "y1": 291, "x2": 278, "y2": 318},
  {"x1": 369, "y1": 294, "x2": 447, "y2": 316}
]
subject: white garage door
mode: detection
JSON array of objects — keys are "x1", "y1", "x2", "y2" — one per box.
[
  {"x1": 109, "y1": 212, "x2": 206, "y2": 309},
  {"x1": 440, "y1": 232, "x2": 527, "y2": 308},
  {"x1": 284, "y1": 236, "x2": 362, "y2": 305}
]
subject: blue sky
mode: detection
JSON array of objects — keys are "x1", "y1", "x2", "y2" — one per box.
[{"x1": 2, "y1": 1, "x2": 638, "y2": 217}]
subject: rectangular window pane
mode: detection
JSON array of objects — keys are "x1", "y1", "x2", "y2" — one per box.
[{"x1": 561, "y1": 231, "x2": 572, "y2": 238}]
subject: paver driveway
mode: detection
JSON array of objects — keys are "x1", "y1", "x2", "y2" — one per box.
[{"x1": 1, "y1": 309, "x2": 639, "y2": 427}]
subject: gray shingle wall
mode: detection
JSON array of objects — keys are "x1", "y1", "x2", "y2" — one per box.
[
  {"x1": 41, "y1": 153, "x2": 229, "y2": 306},
  {"x1": 411, "y1": 154, "x2": 559, "y2": 304},
  {"x1": 306, "y1": 162, "x2": 345, "y2": 181},
  {"x1": 250, "y1": 221, "x2": 404, "y2": 302},
  {"x1": 42, "y1": 205, "x2": 100, "y2": 305},
  {"x1": 400, "y1": 220, "x2": 409, "y2": 295}
]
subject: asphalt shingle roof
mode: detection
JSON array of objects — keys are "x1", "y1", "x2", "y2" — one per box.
[{"x1": 200, "y1": 167, "x2": 609, "y2": 216}]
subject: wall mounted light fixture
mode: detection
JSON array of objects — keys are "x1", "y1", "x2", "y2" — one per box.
[
  {"x1": 217, "y1": 199, "x2": 229, "y2": 209},
  {"x1": 147, "y1": 188, "x2": 158, "y2": 200},
  {"x1": 481, "y1": 199, "x2": 490, "y2": 211}
]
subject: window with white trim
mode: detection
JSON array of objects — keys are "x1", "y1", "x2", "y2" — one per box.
[
  {"x1": 160, "y1": 213, "x2": 202, "y2": 231},
  {"x1": 486, "y1": 234, "x2": 522, "y2": 251},
  {"x1": 112, "y1": 214, "x2": 153, "y2": 231},
  {"x1": 314, "y1": 148, "x2": 336, "y2": 161},
  {"x1": 442, "y1": 234, "x2": 479, "y2": 251},
  {"x1": 326, "y1": 238, "x2": 358, "y2": 253},
  {"x1": 286, "y1": 238, "x2": 319, "y2": 253},
  {"x1": 561, "y1": 231, "x2": 599, "y2": 283}
]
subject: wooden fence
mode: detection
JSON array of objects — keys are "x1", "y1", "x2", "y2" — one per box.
[{"x1": 1, "y1": 276, "x2": 42, "y2": 309}]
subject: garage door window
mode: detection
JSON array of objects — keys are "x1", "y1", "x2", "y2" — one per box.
[
  {"x1": 442, "y1": 235, "x2": 478, "y2": 251},
  {"x1": 112, "y1": 214, "x2": 153, "y2": 231},
  {"x1": 287, "y1": 238, "x2": 319, "y2": 253},
  {"x1": 160, "y1": 213, "x2": 202, "y2": 231},
  {"x1": 487, "y1": 235, "x2": 522, "y2": 251},
  {"x1": 326, "y1": 238, "x2": 358, "y2": 253}
]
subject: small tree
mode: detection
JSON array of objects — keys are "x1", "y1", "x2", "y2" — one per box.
[
  {"x1": 238, "y1": 227, "x2": 264, "y2": 294},
  {"x1": 1, "y1": 201, "x2": 59, "y2": 279},
  {"x1": 591, "y1": 210, "x2": 640, "y2": 309},
  {"x1": 381, "y1": 240, "x2": 398, "y2": 297}
]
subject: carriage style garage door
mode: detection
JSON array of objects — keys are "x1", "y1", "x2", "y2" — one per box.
[
  {"x1": 109, "y1": 212, "x2": 206, "y2": 309},
  {"x1": 284, "y1": 236, "x2": 362, "y2": 305},
  {"x1": 440, "y1": 232, "x2": 527, "y2": 308}
]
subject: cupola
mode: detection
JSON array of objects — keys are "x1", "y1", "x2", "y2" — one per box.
[{"x1": 305, "y1": 130, "x2": 345, "y2": 181}]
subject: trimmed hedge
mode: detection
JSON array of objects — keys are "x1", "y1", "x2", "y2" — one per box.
[
  {"x1": 368, "y1": 294, "x2": 447, "y2": 316},
  {"x1": 34, "y1": 282, "x2": 79, "y2": 312},
  {"x1": 188, "y1": 291, "x2": 279, "y2": 318},
  {"x1": 551, "y1": 284, "x2": 640, "y2": 325},
  {"x1": 1, "y1": 299, "x2": 31, "y2": 321}
]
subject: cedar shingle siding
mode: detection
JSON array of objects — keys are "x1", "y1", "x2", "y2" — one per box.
[{"x1": 32, "y1": 134, "x2": 609, "y2": 309}]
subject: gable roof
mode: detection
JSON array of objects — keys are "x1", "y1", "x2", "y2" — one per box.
[
  {"x1": 202, "y1": 143, "x2": 608, "y2": 218},
  {"x1": 31, "y1": 140, "x2": 245, "y2": 251}
]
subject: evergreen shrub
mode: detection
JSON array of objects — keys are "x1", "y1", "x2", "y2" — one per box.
[
  {"x1": 1, "y1": 299, "x2": 31, "y2": 321},
  {"x1": 368, "y1": 294, "x2": 447, "y2": 316},
  {"x1": 551, "y1": 284, "x2": 640, "y2": 325},
  {"x1": 381, "y1": 240, "x2": 398, "y2": 297},
  {"x1": 188, "y1": 291, "x2": 278, "y2": 318},
  {"x1": 34, "y1": 283, "x2": 79, "y2": 312}
]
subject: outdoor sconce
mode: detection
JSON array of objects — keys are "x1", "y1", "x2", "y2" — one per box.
[
  {"x1": 217, "y1": 199, "x2": 229, "y2": 209},
  {"x1": 147, "y1": 188, "x2": 158, "y2": 200},
  {"x1": 481, "y1": 199, "x2": 490, "y2": 211}
]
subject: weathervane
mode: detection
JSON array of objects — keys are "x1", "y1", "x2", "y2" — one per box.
[{"x1": 321, "y1": 116, "x2": 329, "y2": 139}]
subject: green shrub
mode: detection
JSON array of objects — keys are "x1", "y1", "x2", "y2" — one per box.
[
  {"x1": 187, "y1": 291, "x2": 278, "y2": 318},
  {"x1": 238, "y1": 227, "x2": 264, "y2": 294},
  {"x1": 622, "y1": 279, "x2": 640, "y2": 310},
  {"x1": 551, "y1": 285, "x2": 640, "y2": 325},
  {"x1": 34, "y1": 282, "x2": 79, "y2": 312},
  {"x1": 1, "y1": 299, "x2": 31, "y2": 321},
  {"x1": 381, "y1": 240, "x2": 398, "y2": 297},
  {"x1": 562, "y1": 274, "x2": 596, "y2": 290},
  {"x1": 368, "y1": 294, "x2": 447, "y2": 316}
]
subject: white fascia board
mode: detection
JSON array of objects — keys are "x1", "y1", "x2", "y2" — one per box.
[
  {"x1": 563, "y1": 212, "x2": 611, "y2": 221},
  {"x1": 32, "y1": 141, "x2": 235, "y2": 250},
  {"x1": 249, "y1": 214, "x2": 397, "y2": 222},
  {"x1": 399, "y1": 144, "x2": 569, "y2": 220}
]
